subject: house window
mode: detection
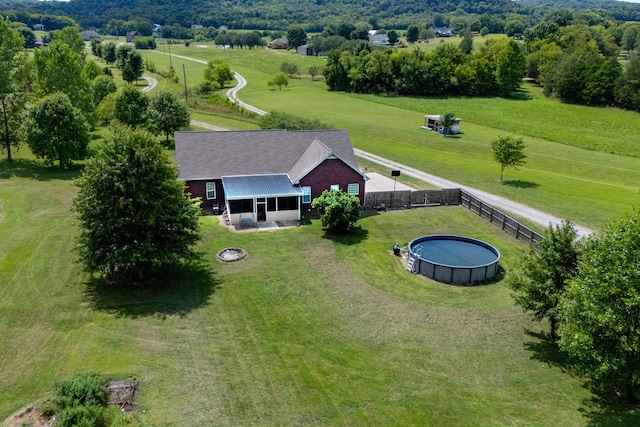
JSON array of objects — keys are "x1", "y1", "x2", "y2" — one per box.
[
  {"x1": 278, "y1": 196, "x2": 298, "y2": 211},
  {"x1": 330, "y1": 184, "x2": 340, "y2": 191},
  {"x1": 347, "y1": 183, "x2": 359, "y2": 195},
  {"x1": 267, "y1": 198, "x2": 277, "y2": 211},
  {"x1": 302, "y1": 186, "x2": 312, "y2": 204},
  {"x1": 229, "y1": 199, "x2": 253, "y2": 214},
  {"x1": 206, "y1": 182, "x2": 216, "y2": 200}
]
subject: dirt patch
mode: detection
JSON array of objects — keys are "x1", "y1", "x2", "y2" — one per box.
[
  {"x1": 3, "y1": 404, "x2": 54, "y2": 427},
  {"x1": 3, "y1": 378, "x2": 139, "y2": 427}
]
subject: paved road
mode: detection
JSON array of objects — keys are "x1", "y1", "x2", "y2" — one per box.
[
  {"x1": 141, "y1": 74, "x2": 158, "y2": 92},
  {"x1": 152, "y1": 50, "x2": 593, "y2": 237}
]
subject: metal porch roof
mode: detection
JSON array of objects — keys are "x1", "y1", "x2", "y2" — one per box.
[{"x1": 222, "y1": 174, "x2": 303, "y2": 199}]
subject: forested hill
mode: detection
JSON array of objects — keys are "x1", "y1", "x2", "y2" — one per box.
[{"x1": 4, "y1": 0, "x2": 640, "y2": 30}]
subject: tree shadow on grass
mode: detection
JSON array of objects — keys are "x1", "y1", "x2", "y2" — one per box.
[
  {"x1": 502, "y1": 180, "x2": 539, "y2": 189},
  {"x1": 580, "y1": 396, "x2": 640, "y2": 426},
  {"x1": 504, "y1": 88, "x2": 533, "y2": 101},
  {"x1": 523, "y1": 329, "x2": 572, "y2": 372},
  {"x1": 84, "y1": 262, "x2": 221, "y2": 318},
  {"x1": 0, "y1": 158, "x2": 83, "y2": 181},
  {"x1": 321, "y1": 225, "x2": 369, "y2": 245}
]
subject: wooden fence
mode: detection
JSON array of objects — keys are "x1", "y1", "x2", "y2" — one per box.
[
  {"x1": 364, "y1": 188, "x2": 544, "y2": 247},
  {"x1": 459, "y1": 190, "x2": 543, "y2": 247}
]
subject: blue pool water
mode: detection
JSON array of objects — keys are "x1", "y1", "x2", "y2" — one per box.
[
  {"x1": 408, "y1": 235, "x2": 501, "y2": 284},
  {"x1": 411, "y1": 238, "x2": 498, "y2": 267}
]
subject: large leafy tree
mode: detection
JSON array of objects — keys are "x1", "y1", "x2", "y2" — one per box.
[
  {"x1": 311, "y1": 190, "x2": 361, "y2": 234},
  {"x1": 509, "y1": 221, "x2": 580, "y2": 340},
  {"x1": 148, "y1": 90, "x2": 190, "y2": 143},
  {"x1": 490, "y1": 134, "x2": 526, "y2": 181},
  {"x1": 114, "y1": 85, "x2": 149, "y2": 128},
  {"x1": 73, "y1": 125, "x2": 201, "y2": 282},
  {"x1": 24, "y1": 93, "x2": 89, "y2": 168},
  {"x1": 558, "y1": 211, "x2": 640, "y2": 402},
  {"x1": 286, "y1": 24, "x2": 307, "y2": 49},
  {"x1": 0, "y1": 17, "x2": 26, "y2": 162},
  {"x1": 32, "y1": 40, "x2": 91, "y2": 115},
  {"x1": 203, "y1": 59, "x2": 233, "y2": 89},
  {"x1": 52, "y1": 26, "x2": 85, "y2": 55},
  {"x1": 267, "y1": 72, "x2": 289, "y2": 91}
]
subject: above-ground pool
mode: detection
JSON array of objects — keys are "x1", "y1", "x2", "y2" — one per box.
[{"x1": 408, "y1": 235, "x2": 500, "y2": 285}]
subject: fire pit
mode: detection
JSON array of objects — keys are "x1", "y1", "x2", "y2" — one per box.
[{"x1": 216, "y1": 247, "x2": 247, "y2": 262}]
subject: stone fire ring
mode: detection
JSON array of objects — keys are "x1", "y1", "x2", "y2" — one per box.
[{"x1": 216, "y1": 247, "x2": 247, "y2": 262}]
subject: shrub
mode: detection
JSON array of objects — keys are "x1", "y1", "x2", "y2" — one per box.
[
  {"x1": 311, "y1": 190, "x2": 362, "y2": 234},
  {"x1": 53, "y1": 371, "x2": 107, "y2": 409},
  {"x1": 56, "y1": 405, "x2": 107, "y2": 427},
  {"x1": 260, "y1": 110, "x2": 333, "y2": 130}
]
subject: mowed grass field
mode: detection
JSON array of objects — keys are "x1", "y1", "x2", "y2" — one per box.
[
  {"x1": 142, "y1": 44, "x2": 640, "y2": 230},
  {"x1": 7, "y1": 148, "x2": 639, "y2": 426}
]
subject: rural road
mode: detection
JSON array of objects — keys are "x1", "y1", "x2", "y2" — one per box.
[
  {"x1": 141, "y1": 74, "x2": 158, "y2": 92},
  {"x1": 151, "y1": 49, "x2": 593, "y2": 237}
]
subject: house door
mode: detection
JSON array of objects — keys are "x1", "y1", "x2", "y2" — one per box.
[{"x1": 257, "y1": 201, "x2": 266, "y2": 222}]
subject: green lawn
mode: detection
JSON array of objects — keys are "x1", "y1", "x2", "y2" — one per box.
[
  {"x1": 148, "y1": 45, "x2": 640, "y2": 230},
  {"x1": 5, "y1": 149, "x2": 640, "y2": 425}
]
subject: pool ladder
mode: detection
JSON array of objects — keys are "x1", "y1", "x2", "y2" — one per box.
[{"x1": 407, "y1": 253, "x2": 417, "y2": 273}]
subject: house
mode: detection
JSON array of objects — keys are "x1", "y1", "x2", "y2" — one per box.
[
  {"x1": 369, "y1": 34, "x2": 390, "y2": 46},
  {"x1": 33, "y1": 24, "x2": 45, "y2": 31},
  {"x1": 421, "y1": 115, "x2": 461, "y2": 134},
  {"x1": 432, "y1": 27, "x2": 455, "y2": 37},
  {"x1": 175, "y1": 130, "x2": 367, "y2": 227},
  {"x1": 81, "y1": 30, "x2": 101, "y2": 41},
  {"x1": 268, "y1": 38, "x2": 289, "y2": 49},
  {"x1": 152, "y1": 24, "x2": 162, "y2": 33},
  {"x1": 296, "y1": 44, "x2": 326, "y2": 57},
  {"x1": 125, "y1": 31, "x2": 141, "y2": 44}
]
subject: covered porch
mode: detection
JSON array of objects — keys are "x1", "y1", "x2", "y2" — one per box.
[{"x1": 221, "y1": 174, "x2": 303, "y2": 228}]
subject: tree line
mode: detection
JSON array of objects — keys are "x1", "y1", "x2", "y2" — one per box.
[
  {"x1": 4, "y1": 0, "x2": 640, "y2": 34},
  {"x1": 323, "y1": 38, "x2": 526, "y2": 97}
]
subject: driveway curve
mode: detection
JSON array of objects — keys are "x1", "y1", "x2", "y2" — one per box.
[
  {"x1": 153, "y1": 50, "x2": 593, "y2": 237},
  {"x1": 141, "y1": 74, "x2": 158, "y2": 93}
]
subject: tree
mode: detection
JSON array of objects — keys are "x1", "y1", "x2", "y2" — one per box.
[
  {"x1": 286, "y1": 24, "x2": 307, "y2": 49},
  {"x1": 490, "y1": 134, "x2": 526, "y2": 181},
  {"x1": 52, "y1": 26, "x2": 85, "y2": 55},
  {"x1": 81, "y1": 60, "x2": 103, "y2": 81},
  {"x1": 509, "y1": 221, "x2": 580, "y2": 340},
  {"x1": 439, "y1": 112, "x2": 456, "y2": 136},
  {"x1": 311, "y1": 189, "x2": 361, "y2": 234},
  {"x1": 558, "y1": 211, "x2": 640, "y2": 402},
  {"x1": 308, "y1": 66, "x2": 320, "y2": 80},
  {"x1": 148, "y1": 90, "x2": 190, "y2": 143},
  {"x1": 102, "y1": 42, "x2": 117, "y2": 66},
  {"x1": 122, "y1": 50, "x2": 144, "y2": 84},
  {"x1": 267, "y1": 72, "x2": 289, "y2": 91},
  {"x1": 0, "y1": 17, "x2": 26, "y2": 162},
  {"x1": 387, "y1": 30, "x2": 399, "y2": 46},
  {"x1": 24, "y1": 93, "x2": 89, "y2": 168},
  {"x1": 280, "y1": 62, "x2": 298, "y2": 77},
  {"x1": 203, "y1": 59, "x2": 233, "y2": 88},
  {"x1": 73, "y1": 125, "x2": 201, "y2": 282},
  {"x1": 114, "y1": 85, "x2": 149, "y2": 128},
  {"x1": 32, "y1": 40, "x2": 90, "y2": 111},
  {"x1": 90, "y1": 75, "x2": 116, "y2": 105},
  {"x1": 406, "y1": 25, "x2": 419, "y2": 43},
  {"x1": 459, "y1": 30, "x2": 473, "y2": 54}
]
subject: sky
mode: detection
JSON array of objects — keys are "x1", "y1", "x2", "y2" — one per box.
[{"x1": 618, "y1": 0, "x2": 640, "y2": 3}]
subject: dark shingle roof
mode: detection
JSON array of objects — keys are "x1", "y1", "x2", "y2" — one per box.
[{"x1": 175, "y1": 129, "x2": 362, "y2": 181}]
